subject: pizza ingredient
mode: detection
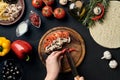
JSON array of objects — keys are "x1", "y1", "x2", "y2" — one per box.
[
  {"x1": 0, "y1": 37, "x2": 11, "y2": 56},
  {"x1": 16, "y1": 20, "x2": 28, "y2": 37},
  {"x1": 42, "y1": 6, "x2": 53, "y2": 17},
  {"x1": 101, "y1": 51, "x2": 112, "y2": 60},
  {"x1": 29, "y1": 11, "x2": 41, "y2": 28},
  {"x1": 93, "y1": 6, "x2": 102, "y2": 15},
  {"x1": 0, "y1": 4, "x2": 22, "y2": 21},
  {"x1": 69, "y1": 3, "x2": 75, "y2": 10},
  {"x1": 0, "y1": 2, "x2": 9, "y2": 16},
  {"x1": 1, "y1": 59, "x2": 22, "y2": 80},
  {"x1": 59, "y1": 0, "x2": 68, "y2": 5},
  {"x1": 43, "y1": 0, "x2": 54, "y2": 6},
  {"x1": 11, "y1": 40, "x2": 32, "y2": 61},
  {"x1": 91, "y1": 3, "x2": 105, "y2": 21},
  {"x1": 61, "y1": 48, "x2": 76, "y2": 54},
  {"x1": 75, "y1": 1, "x2": 83, "y2": 9},
  {"x1": 32, "y1": 0, "x2": 43, "y2": 8},
  {"x1": 44, "y1": 31, "x2": 71, "y2": 53},
  {"x1": 54, "y1": 8, "x2": 66, "y2": 19},
  {"x1": 109, "y1": 60, "x2": 118, "y2": 69}
]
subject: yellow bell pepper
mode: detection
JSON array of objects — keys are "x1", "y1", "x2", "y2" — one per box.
[{"x1": 0, "y1": 37, "x2": 11, "y2": 56}]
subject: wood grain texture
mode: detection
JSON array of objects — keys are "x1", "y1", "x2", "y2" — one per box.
[{"x1": 38, "y1": 27, "x2": 85, "y2": 72}]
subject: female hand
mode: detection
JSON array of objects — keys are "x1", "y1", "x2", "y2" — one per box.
[{"x1": 45, "y1": 51, "x2": 63, "y2": 80}]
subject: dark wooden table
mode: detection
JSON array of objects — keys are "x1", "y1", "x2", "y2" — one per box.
[{"x1": 0, "y1": 0, "x2": 120, "y2": 80}]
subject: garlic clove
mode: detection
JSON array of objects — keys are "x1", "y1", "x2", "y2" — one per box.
[
  {"x1": 69, "y1": 3, "x2": 75, "y2": 10},
  {"x1": 101, "y1": 51, "x2": 112, "y2": 60},
  {"x1": 109, "y1": 60, "x2": 118, "y2": 69}
]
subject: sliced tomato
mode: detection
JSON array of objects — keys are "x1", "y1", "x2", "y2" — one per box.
[
  {"x1": 56, "y1": 31, "x2": 63, "y2": 38},
  {"x1": 45, "y1": 36, "x2": 53, "y2": 44},
  {"x1": 43, "y1": 42, "x2": 49, "y2": 49},
  {"x1": 62, "y1": 31, "x2": 69, "y2": 38},
  {"x1": 50, "y1": 34, "x2": 57, "y2": 40}
]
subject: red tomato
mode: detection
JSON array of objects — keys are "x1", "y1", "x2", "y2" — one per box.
[
  {"x1": 54, "y1": 8, "x2": 66, "y2": 19},
  {"x1": 42, "y1": 6, "x2": 53, "y2": 17},
  {"x1": 43, "y1": 0, "x2": 54, "y2": 6},
  {"x1": 32, "y1": 0, "x2": 43, "y2": 8}
]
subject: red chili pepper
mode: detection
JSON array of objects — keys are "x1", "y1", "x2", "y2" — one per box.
[
  {"x1": 61, "y1": 48, "x2": 76, "y2": 54},
  {"x1": 11, "y1": 40, "x2": 32, "y2": 61},
  {"x1": 61, "y1": 48, "x2": 67, "y2": 54},
  {"x1": 91, "y1": 3, "x2": 105, "y2": 21},
  {"x1": 68, "y1": 48, "x2": 76, "y2": 52}
]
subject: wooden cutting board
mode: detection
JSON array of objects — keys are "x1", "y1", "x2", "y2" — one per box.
[{"x1": 38, "y1": 27, "x2": 85, "y2": 72}]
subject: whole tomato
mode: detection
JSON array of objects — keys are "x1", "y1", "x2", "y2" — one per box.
[
  {"x1": 43, "y1": 0, "x2": 54, "y2": 6},
  {"x1": 42, "y1": 6, "x2": 53, "y2": 17},
  {"x1": 32, "y1": 0, "x2": 43, "y2": 8},
  {"x1": 54, "y1": 8, "x2": 66, "y2": 19}
]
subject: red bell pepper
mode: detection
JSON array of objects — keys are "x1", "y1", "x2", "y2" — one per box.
[{"x1": 11, "y1": 40, "x2": 32, "y2": 61}]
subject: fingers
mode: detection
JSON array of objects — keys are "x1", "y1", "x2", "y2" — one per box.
[
  {"x1": 79, "y1": 76, "x2": 84, "y2": 80},
  {"x1": 50, "y1": 51, "x2": 63, "y2": 57}
]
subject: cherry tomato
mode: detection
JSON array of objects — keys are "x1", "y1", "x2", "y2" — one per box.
[
  {"x1": 42, "y1": 6, "x2": 53, "y2": 17},
  {"x1": 32, "y1": 0, "x2": 43, "y2": 8},
  {"x1": 54, "y1": 8, "x2": 66, "y2": 19},
  {"x1": 43, "y1": 0, "x2": 54, "y2": 6}
]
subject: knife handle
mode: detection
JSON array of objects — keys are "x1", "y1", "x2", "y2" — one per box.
[{"x1": 74, "y1": 75, "x2": 84, "y2": 80}]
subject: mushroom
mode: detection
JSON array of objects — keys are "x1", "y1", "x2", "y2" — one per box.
[
  {"x1": 101, "y1": 51, "x2": 112, "y2": 60},
  {"x1": 109, "y1": 60, "x2": 118, "y2": 69},
  {"x1": 93, "y1": 6, "x2": 102, "y2": 15},
  {"x1": 75, "y1": 1, "x2": 83, "y2": 9},
  {"x1": 59, "y1": 0, "x2": 68, "y2": 5}
]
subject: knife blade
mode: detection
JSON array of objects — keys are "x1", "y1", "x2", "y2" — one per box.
[{"x1": 65, "y1": 51, "x2": 80, "y2": 80}]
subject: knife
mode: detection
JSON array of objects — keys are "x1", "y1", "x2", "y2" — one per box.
[{"x1": 65, "y1": 51, "x2": 81, "y2": 80}]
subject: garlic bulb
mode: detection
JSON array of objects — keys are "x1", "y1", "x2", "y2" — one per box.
[
  {"x1": 109, "y1": 60, "x2": 118, "y2": 69},
  {"x1": 101, "y1": 51, "x2": 112, "y2": 60},
  {"x1": 59, "y1": 0, "x2": 68, "y2": 5},
  {"x1": 93, "y1": 6, "x2": 102, "y2": 15}
]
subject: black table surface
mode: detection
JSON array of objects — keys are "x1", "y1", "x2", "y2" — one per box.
[{"x1": 0, "y1": 0, "x2": 120, "y2": 80}]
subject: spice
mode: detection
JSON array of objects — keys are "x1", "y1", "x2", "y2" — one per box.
[
  {"x1": 16, "y1": 20, "x2": 28, "y2": 37},
  {"x1": 29, "y1": 11, "x2": 41, "y2": 28}
]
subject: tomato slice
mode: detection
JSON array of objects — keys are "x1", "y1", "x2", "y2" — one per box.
[
  {"x1": 43, "y1": 42, "x2": 50, "y2": 49},
  {"x1": 50, "y1": 34, "x2": 57, "y2": 40},
  {"x1": 62, "y1": 31, "x2": 69, "y2": 38}
]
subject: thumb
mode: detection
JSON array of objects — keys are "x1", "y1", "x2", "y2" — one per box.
[{"x1": 54, "y1": 51, "x2": 63, "y2": 57}]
